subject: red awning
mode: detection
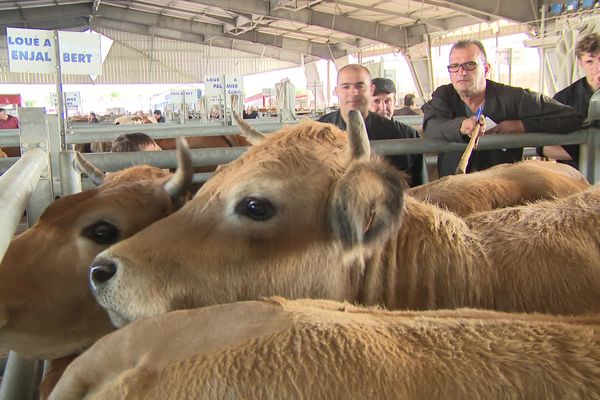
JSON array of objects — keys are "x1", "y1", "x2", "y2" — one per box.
[{"x1": 0, "y1": 94, "x2": 22, "y2": 106}]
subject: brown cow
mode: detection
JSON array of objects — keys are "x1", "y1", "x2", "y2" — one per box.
[
  {"x1": 0, "y1": 139, "x2": 192, "y2": 360},
  {"x1": 89, "y1": 111, "x2": 600, "y2": 327},
  {"x1": 408, "y1": 159, "x2": 589, "y2": 216},
  {"x1": 50, "y1": 298, "x2": 600, "y2": 400}
]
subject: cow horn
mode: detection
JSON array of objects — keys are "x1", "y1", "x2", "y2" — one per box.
[
  {"x1": 346, "y1": 110, "x2": 371, "y2": 161},
  {"x1": 232, "y1": 111, "x2": 266, "y2": 144},
  {"x1": 74, "y1": 152, "x2": 105, "y2": 186},
  {"x1": 163, "y1": 137, "x2": 193, "y2": 201}
]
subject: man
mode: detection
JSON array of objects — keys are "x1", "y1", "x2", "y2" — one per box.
[
  {"x1": 87, "y1": 112, "x2": 99, "y2": 123},
  {"x1": 153, "y1": 109, "x2": 166, "y2": 123},
  {"x1": 319, "y1": 64, "x2": 424, "y2": 187},
  {"x1": 111, "y1": 132, "x2": 162, "y2": 152},
  {"x1": 544, "y1": 33, "x2": 600, "y2": 168},
  {"x1": 422, "y1": 39, "x2": 583, "y2": 177},
  {"x1": 0, "y1": 108, "x2": 19, "y2": 129},
  {"x1": 370, "y1": 77, "x2": 397, "y2": 119},
  {"x1": 395, "y1": 93, "x2": 423, "y2": 116}
]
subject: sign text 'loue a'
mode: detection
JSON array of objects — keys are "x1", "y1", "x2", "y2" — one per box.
[{"x1": 7, "y1": 28, "x2": 102, "y2": 75}]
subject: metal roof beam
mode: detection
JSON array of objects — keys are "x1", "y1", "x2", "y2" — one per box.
[
  {"x1": 97, "y1": 4, "x2": 343, "y2": 60},
  {"x1": 185, "y1": 0, "x2": 426, "y2": 47},
  {"x1": 234, "y1": 30, "x2": 346, "y2": 60},
  {"x1": 92, "y1": 17, "x2": 306, "y2": 65},
  {"x1": 423, "y1": 0, "x2": 540, "y2": 25},
  {"x1": 0, "y1": 3, "x2": 92, "y2": 25}
]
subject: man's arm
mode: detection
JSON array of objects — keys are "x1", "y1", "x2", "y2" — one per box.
[
  {"x1": 422, "y1": 86, "x2": 467, "y2": 143},
  {"x1": 517, "y1": 90, "x2": 583, "y2": 134}
]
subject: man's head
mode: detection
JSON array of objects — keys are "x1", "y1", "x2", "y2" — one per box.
[
  {"x1": 403, "y1": 93, "x2": 416, "y2": 107},
  {"x1": 153, "y1": 110, "x2": 162, "y2": 119},
  {"x1": 87, "y1": 112, "x2": 96, "y2": 122},
  {"x1": 576, "y1": 33, "x2": 600, "y2": 92},
  {"x1": 370, "y1": 78, "x2": 396, "y2": 119},
  {"x1": 335, "y1": 64, "x2": 372, "y2": 121},
  {"x1": 448, "y1": 39, "x2": 490, "y2": 98},
  {"x1": 112, "y1": 132, "x2": 162, "y2": 152},
  {"x1": 0, "y1": 108, "x2": 7, "y2": 121}
]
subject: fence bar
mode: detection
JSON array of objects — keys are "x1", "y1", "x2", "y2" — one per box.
[
  {"x1": 0, "y1": 148, "x2": 47, "y2": 400},
  {"x1": 0, "y1": 149, "x2": 47, "y2": 259},
  {"x1": 0, "y1": 130, "x2": 20, "y2": 147}
]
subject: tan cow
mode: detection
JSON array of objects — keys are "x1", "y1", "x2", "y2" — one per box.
[
  {"x1": 90, "y1": 111, "x2": 600, "y2": 327},
  {"x1": 50, "y1": 297, "x2": 600, "y2": 400},
  {"x1": 0, "y1": 139, "x2": 192, "y2": 360},
  {"x1": 408, "y1": 159, "x2": 589, "y2": 216},
  {"x1": 112, "y1": 115, "x2": 157, "y2": 125}
]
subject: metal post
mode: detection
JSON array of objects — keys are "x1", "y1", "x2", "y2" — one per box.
[
  {"x1": 18, "y1": 108, "x2": 54, "y2": 224},
  {"x1": 59, "y1": 150, "x2": 83, "y2": 195},
  {"x1": 0, "y1": 354, "x2": 43, "y2": 400},
  {"x1": 53, "y1": 30, "x2": 67, "y2": 151}
]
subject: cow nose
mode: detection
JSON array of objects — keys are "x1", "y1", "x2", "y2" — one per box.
[{"x1": 90, "y1": 259, "x2": 117, "y2": 290}]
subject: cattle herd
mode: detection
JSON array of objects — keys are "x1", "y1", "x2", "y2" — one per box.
[{"x1": 1, "y1": 110, "x2": 599, "y2": 399}]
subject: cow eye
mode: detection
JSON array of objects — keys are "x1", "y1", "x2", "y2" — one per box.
[
  {"x1": 82, "y1": 221, "x2": 120, "y2": 244},
  {"x1": 236, "y1": 197, "x2": 275, "y2": 221}
]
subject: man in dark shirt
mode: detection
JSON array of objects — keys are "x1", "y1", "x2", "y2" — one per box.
[
  {"x1": 395, "y1": 93, "x2": 423, "y2": 116},
  {"x1": 544, "y1": 33, "x2": 599, "y2": 169},
  {"x1": 422, "y1": 39, "x2": 583, "y2": 177},
  {"x1": 319, "y1": 64, "x2": 424, "y2": 187}
]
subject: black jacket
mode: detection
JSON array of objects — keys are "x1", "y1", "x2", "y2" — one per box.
[
  {"x1": 552, "y1": 77, "x2": 593, "y2": 167},
  {"x1": 422, "y1": 80, "x2": 583, "y2": 177},
  {"x1": 318, "y1": 110, "x2": 424, "y2": 187}
]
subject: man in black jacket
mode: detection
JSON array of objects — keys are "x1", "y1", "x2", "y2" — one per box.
[
  {"x1": 319, "y1": 64, "x2": 424, "y2": 187},
  {"x1": 422, "y1": 39, "x2": 583, "y2": 177},
  {"x1": 543, "y1": 33, "x2": 600, "y2": 169}
]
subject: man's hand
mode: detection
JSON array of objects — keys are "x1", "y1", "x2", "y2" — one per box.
[
  {"x1": 487, "y1": 120, "x2": 525, "y2": 134},
  {"x1": 460, "y1": 116, "x2": 486, "y2": 138}
]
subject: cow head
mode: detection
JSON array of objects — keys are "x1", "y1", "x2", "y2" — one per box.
[
  {"x1": 0, "y1": 139, "x2": 192, "y2": 359},
  {"x1": 90, "y1": 111, "x2": 409, "y2": 327}
]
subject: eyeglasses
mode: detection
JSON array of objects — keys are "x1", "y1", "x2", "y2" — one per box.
[{"x1": 447, "y1": 61, "x2": 481, "y2": 73}]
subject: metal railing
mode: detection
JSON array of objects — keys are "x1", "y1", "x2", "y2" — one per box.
[{"x1": 0, "y1": 149, "x2": 49, "y2": 400}]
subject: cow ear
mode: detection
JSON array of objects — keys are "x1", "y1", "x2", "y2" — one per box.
[{"x1": 329, "y1": 158, "x2": 408, "y2": 248}]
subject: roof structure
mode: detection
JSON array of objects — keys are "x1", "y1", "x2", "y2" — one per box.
[{"x1": 0, "y1": 0, "x2": 542, "y2": 65}]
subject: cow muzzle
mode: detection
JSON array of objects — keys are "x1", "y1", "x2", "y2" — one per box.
[{"x1": 90, "y1": 256, "x2": 117, "y2": 293}]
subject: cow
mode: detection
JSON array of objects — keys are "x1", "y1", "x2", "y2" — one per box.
[
  {"x1": 89, "y1": 110, "x2": 600, "y2": 328},
  {"x1": 49, "y1": 297, "x2": 600, "y2": 400},
  {"x1": 112, "y1": 115, "x2": 157, "y2": 125},
  {"x1": 0, "y1": 138, "x2": 193, "y2": 361},
  {"x1": 408, "y1": 159, "x2": 589, "y2": 216}
]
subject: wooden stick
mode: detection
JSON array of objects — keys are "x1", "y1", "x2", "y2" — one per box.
[{"x1": 455, "y1": 122, "x2": 482, "y2": 175}]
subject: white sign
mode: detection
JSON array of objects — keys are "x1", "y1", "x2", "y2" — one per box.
[
  {"x1": 7, "y1": 28, "x2": 55, "y2": 73},
  {"x1": 58, "y1": 31, "x2": 102, "y2": 75},
  {"x1": 205, "y1": 75, "x2": 224, "y2": 97},
  {"x1": 51, "y1": 92, "x2": 81, "y2": 109},
  {"x1": 168, "y1": 90, "x2": 200, "y2": 104},
  {"x1": 224, "y1": 75, "x2": 244, "y2": 96},
  {"x1": 6, "y1": 28, "x2": 102, "y2": 75}
]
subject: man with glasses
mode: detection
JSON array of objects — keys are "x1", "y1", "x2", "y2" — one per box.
[
  {"x1": 543, "y1": 33, "x2": 600, "y2": 169},
  {"x1": 319, "y1": 64, "x2": 423, "y2": 187},
  {"x1": 422, "y1": 39, "x2": 582, "y2": 177}
]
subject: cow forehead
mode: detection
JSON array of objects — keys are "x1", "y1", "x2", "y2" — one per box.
[{"x1": 203, "y1": 122, "x2": 348, "y2": 192}]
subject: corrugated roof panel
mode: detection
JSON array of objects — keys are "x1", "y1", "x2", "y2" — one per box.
[{"x1": 0, "y1": 28, "x2": 295, "y2": 84}]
